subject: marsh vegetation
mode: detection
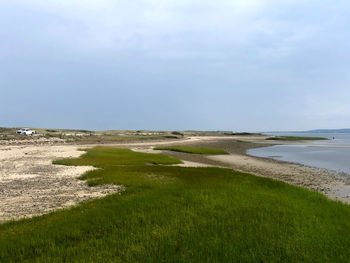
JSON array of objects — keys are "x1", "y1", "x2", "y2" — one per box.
[
  {"x1": 266, "y1": 136, "x2": 327, "y2": 141},
  {"x1": 1, "y1": 147, "x2": 350, "y2": 262}
]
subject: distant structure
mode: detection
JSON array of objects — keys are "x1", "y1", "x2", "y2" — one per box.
[{"x1": 16, "y1": 128, "x2": 36, "y2": 135}]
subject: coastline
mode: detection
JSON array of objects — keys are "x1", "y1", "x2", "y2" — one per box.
[
  {"x1": 1, "y1": 135, "x2": 350, "y2": 222},
  {"x1": 149, "y1": 137, "x2": 350, "y2": 204}
]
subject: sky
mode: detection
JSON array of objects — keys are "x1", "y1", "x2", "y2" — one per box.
[{"x1": 1, "y1": 0, "x2": 350, "y2": 131}]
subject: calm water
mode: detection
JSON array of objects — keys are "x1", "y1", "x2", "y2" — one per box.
[{"x1": 247, "y1": 132, "x2": 350, "y2": 174}]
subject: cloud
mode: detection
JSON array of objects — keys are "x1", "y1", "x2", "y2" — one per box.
[
  {"x1": 3, "y1": 0, "x2": 285, "y2": 51},
  {"x1": 1, "y1": 0, "x2": 350, "y2": 130}
]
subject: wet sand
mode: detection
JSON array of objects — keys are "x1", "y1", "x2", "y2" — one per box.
[{"x1": 144, "y1": 138, "x2": 350, "y2": 204}]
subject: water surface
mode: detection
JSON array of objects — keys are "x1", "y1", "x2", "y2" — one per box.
[{"x1": 248, "y1": 132, "x2": 350, "y2": 174}]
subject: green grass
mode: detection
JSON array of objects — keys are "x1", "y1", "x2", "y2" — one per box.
[
  {"x1": 154, "y1": 146, "x2": 229, "y2": 155},
  {"x1": 236, "y1": 139, "x2": 251, "y2": 143},
  {"x1": 1, "y1": 147, "x2": 350, "y2": 262},
  {"x1": 53, "y1": 146, "x2": 182, "y2": 167},
  {"x1": 266, "y1": 136, "x2": 327, "y2": 141}
]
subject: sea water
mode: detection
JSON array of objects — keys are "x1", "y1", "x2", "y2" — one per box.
[{"x1": 247, "y1": 132, "x2": 350, "y2": 174}]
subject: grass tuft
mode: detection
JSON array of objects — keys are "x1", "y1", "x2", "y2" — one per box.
[{"x1": 154, "y1": 146, "x2": 229, "y2": 155}]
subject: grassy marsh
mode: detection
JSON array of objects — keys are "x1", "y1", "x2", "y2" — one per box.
[
  {"x1": 1, "y1": 147, "x2": 350, "y2": 262},
  {"x1": 154, "y1": 146, "x2": 229, "y2": 155}
]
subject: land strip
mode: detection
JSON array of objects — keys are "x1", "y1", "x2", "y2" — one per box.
[{"x1": 1, "y1": 135, "x2": 349, "y2": 222}]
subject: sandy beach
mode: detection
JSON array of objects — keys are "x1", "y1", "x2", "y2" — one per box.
[
  {"x1": 1, "y1": 135, "x2": 349, "y2": 222},
  {"x1": 0, "y1": 144, "x2": 123, "y2": 222}
]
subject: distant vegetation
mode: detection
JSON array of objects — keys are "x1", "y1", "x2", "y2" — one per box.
[
  {"x1": 1, "y1": 147, "x2": 350, "y2": 261},
  {"x1": 183, "y1": 130, "x2": 260, "y2": 136},
  {"x1": 0, "y1": 127, "x2": 185, "y2": 143},
  {"x1": 0, "y1": 127, "x2": 252, "y2": 144},
  {"x1": 154, "y1": 146, "x2": 229, "y2": 155},
  {"x1": 231, "y1": 132, "x2": 261, "y2": 136},
  {"x1": 236, "y1": 139, "x2": 251, "y2": 143},
  {"x1": 266, "y1": 136, "x2": 327, "y2": 141},
  {"x1": 171, "y1": 131, "x2": 184, "y2": 136}
]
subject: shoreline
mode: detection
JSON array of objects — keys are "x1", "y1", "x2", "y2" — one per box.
[{"x1": 144, "y1": 137, "x2": 350, "y2": 204}]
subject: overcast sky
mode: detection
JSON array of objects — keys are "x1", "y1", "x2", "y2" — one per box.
[{"x1": 1, "y1": 0, "x2": 350, "y2": 131}]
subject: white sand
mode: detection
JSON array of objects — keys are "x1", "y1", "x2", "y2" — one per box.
[{"x1": 0, "y1": 145, "x2": 123, "y2": 222}]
